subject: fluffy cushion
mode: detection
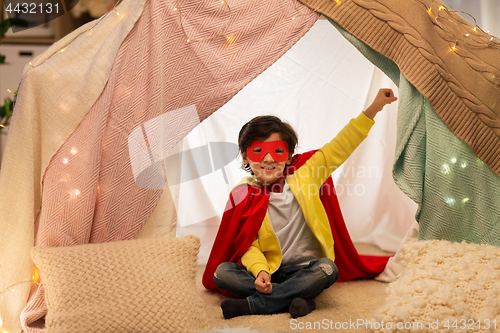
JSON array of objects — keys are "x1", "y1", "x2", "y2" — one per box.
[
  {"x1": 31, "y1": 235, "x2": 208, "y2": 333},
  {"x1": 369, "y1": 240, "x2": 500, "y2": 332}
]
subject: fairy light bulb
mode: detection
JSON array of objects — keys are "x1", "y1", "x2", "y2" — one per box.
[
  {"x1": 423, "y1": 1, "x2": 498, "y2": 51},
  {"x1": 7, "y1": 89, "x2": 15, "y2": 97},
  {"x1": 62, "y1": 158, "x2": 69, "y2": 164},
  {"x1": 442, "y1": 164, "x2": 451, "y2": 174},
  {"x1": 173, "y1": 1, "x2": 232, "y2": 45},
  {"x1": 70, "y1": 147, "x2": 78, "y2": 155},
  {"x1": 33, "y1": 265, "x2": 40, "y2": 283},
  {"x1": 59, "y1": 102, "x2": 69, "y2": 112},
  {"x1": 226, "y1": 35, "x2": 235, "y2": 45}
]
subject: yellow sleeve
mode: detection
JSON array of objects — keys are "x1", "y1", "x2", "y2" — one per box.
[
  {"x1": 303, "y1": 112, "x2": 375, "y2": 185},
  {"x1": 241, "y1": 238, "x2": 271, "y2": 278}
]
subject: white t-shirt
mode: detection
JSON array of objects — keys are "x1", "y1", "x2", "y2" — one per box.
[{"x1": 267, "y1": 183, "x2": 323, "y2": 268}]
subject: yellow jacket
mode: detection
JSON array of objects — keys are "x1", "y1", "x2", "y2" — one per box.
[{"x1": 241, "y1": 112, "x2": 375, "y2": 278}]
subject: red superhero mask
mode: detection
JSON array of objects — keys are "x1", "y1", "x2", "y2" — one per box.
[{"x1": 246, "y1": 140, "x2": 289, "y2": 162}]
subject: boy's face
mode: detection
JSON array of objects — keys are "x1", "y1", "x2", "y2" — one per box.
[{"x1": 242, "y1": 133, "x2": 292, "y2": 186}]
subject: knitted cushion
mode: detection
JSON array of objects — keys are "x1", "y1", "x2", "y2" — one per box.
[
  {"x1": 369, "y1": 240, "x2": 500, "y2": 332},
  {"x1": 31, "y1": 235, "x2": 208, "y2": 333}
]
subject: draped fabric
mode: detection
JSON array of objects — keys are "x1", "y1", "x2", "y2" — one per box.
[
  {"x1": 330, "y1": 20, "x2": 500, "y2": 246},
  {"x1": 395, "y1": 78, "x2": 500, "y2": 245},
  {"x1": 0, "y1": 1, "x2": 146, "y2": 331},
  {"x1": 0, "y1": 0, "x2": 319, "y2": 331},
  {"x1": 5, "y1": 1, "x2": 497, "y2": 331},
  {"x1": 297, "y1": 0, "x2": 500, "y2": 176}
]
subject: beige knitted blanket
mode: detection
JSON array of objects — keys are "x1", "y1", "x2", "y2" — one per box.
[
  {"x1": 298, "y1": 0, "x2": 500, "y2": 175},
  {"x1": 0, "y1": 1, "x2": 145, "y2": 331}
]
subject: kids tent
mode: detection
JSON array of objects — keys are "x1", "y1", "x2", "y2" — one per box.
[{"x1": 0, "y1": 0, "x2": 499, "y2": 331}]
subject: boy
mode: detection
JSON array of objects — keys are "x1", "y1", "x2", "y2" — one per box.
[{"x1": 203, "y1": 89, "x2": 397, "y2": 319}]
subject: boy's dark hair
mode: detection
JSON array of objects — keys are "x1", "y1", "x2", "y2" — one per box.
[{"x1": 238, "y1": 115, "x2": 298, "y2": 173}]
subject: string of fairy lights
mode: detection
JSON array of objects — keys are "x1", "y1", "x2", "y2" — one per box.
[
  {"x1": 2, "y1": 0, "x2": 498, "y2": 109},
  {"x1": 172, "y1": 0, "x2": 323, "y2": 43},
  {"x1": 1, "y1": 0, "x2": 321, "y2": 132},
  {"x1": 0, "y1": 3, "x2": 125, "y2": 331},
  {"x1": 414, "y1": 1, "x2": 499, "y2": 209},
  {"x1": 418, "y1": 0, "x2": 500, "y2": 52},
  {"x1": 174, "y1": 0, "x2": 232, "y2": 43},
  {"x1": 0, "y1": 266, "x2": 39, "y2": 333}
]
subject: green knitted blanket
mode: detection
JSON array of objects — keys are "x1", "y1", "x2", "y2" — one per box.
[{"x1": 329, "y1": 19, "x2": 500, "y2": 245}]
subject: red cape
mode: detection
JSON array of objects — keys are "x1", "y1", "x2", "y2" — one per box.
[{"x1": 202, "y1": 151, "x2": 390, "y2": 295}]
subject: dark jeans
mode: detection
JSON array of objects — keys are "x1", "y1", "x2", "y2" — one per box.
[{"x1": 213, "y1": 258, "x2": 338, "y2": 314}]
